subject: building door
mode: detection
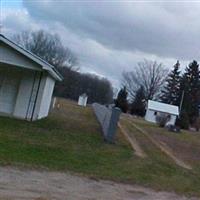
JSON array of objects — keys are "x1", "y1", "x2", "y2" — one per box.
[{"x1": 0, "y1": 72, "x2": 20, "y2": 114}]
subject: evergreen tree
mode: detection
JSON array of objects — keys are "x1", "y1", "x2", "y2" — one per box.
[
  {"x1": 181, "y1": 60, "x2": 200, "y2": 123},
  {"x1": 176, "y1": 110, "x2": 190, "y2": 130},
  {"x1": 115, "y1": 87, "x2": 128, "y2": 113},
  {"x1": 131, "y1": 86, "x2": 146, "y2": 117},
  {"x1": 160, "y1": 61, "x2": 181, "y2": 106}
]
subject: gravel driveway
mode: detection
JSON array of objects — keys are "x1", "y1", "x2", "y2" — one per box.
[{"x1": 0, "y1": 167, "x2": 198, "y2": 200}]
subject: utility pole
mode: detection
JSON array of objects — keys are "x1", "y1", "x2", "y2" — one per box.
[{"x1": 179, "y1": 90, "x2": 185, "y2": 115}]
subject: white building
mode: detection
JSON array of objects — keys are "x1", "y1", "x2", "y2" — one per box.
[
  {"x1": 78, "y1": 93, "x2": 88, "y2": 107},
  {"x1": 145, "y1": 100, "x2": 179, "y2": 125},
  {"x1": 0, "y1": 34, "x2": 62, "y2": 121}
]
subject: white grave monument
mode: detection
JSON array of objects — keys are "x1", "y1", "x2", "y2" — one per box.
[{"x1": 78, "y1": 93, "x2": 88, "y2": 107}]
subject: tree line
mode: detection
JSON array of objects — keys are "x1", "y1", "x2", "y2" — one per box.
[
  {"x1": 13, "y1": 30, "x2": 113, "y2": 104},
  {"x1": 54, "y1": 67, "x2": 113, "y2": 104},
  {"x1": 13, "y1": 30, "x2": 200, "y2": 129},
  {"x1": 116, "y1": 60, "x2": 200, "y2": 130},
  {"x1": 116, "y1": 60, "x2": 169, "y2": 116},
  {"x1": 161, "y1": 60, "x2": 200, "y2": 129}
]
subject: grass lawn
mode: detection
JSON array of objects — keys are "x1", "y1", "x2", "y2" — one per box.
[
  {"x1": 121, "y1": 118, "x2": 200, "y2": 196},
  {"x1": 0, "y1": 98, "x2": 200, "y2": 197}
]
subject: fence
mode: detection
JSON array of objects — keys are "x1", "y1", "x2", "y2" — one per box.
[{"x1": 92, "y1": 103, "x2": 121, "y2": 143}]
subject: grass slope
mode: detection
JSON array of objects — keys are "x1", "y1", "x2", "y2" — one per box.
[
  {"x1": 120, "y1": 118, "x2": 200, "y2": 196},
  {"x1": 0, "y1": 98, "x2": 199, "y2": 197}
]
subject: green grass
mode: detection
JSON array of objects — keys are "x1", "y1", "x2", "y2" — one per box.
[
  {"x1": 0, "y1": 99, "x2": 200, "y2": 197},
  {"x1": 130, "y1": 117, "x2": 200, "y2": 169},
  {"x1": 120, "y1": 119, "x2": 200, "y2": 196},
  {"x1": 0, "y1": 99, "x2": 132, "y2": 176}
]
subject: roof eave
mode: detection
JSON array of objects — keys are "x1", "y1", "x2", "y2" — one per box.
[
  {"x1": 148, "y1": 108, "x2": 179, "y2": 116},
  {"x1": 0, "y1": 35, "x2": 63, "y2": 81}
]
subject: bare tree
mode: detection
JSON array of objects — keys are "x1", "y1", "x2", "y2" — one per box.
[
  {"x1": 122, "y1": 60, "x2": 169, "y2": 100},
  {"x1": 12, "y1": 30, "x2": 78, "y2": 70}
]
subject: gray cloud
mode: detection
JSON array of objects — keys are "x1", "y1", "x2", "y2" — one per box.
[
  {"x1": 23, "y1": 1, "x2": 200, "y2": 60},
  {"x1": 2, "y1": 1, "x2": 197, "y2": 88}
]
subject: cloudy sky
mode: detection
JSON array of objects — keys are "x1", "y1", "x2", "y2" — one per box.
[{"x1": 1, "y1": 0, "x2": 200, "y2": 88}]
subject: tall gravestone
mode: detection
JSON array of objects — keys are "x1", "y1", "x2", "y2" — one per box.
[{"x1": 92, "y1": 103, "x2": 121, "y2": 143}]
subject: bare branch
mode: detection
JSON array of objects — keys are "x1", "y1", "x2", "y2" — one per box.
[
  {"x1": 122, "y1": 60, "x2": 169, "y2": 100},
  {"x1": 12, "y1": 30, "x2": 78, "y2": 71}
]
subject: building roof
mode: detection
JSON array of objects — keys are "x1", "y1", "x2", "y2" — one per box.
[
  {"x1": 147, "y1": 100, "x2": 179, "y2": 115},
  {"x1": 0, "y1": 34, "x2": 63, "y2": 81}
]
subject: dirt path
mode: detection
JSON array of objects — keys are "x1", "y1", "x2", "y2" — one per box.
[
  {"x1": 132, "y1": 121, "x2": 192, "y2": 170},
  {"x1": 123, "y1": 115, "x2": 192, "y2": 170},
  {"x1": 0, "y1": 167, "x2": 198, "y2": 200},
  {"x1": 118, "y1": 122, "x2": 147, "y2": 158}
]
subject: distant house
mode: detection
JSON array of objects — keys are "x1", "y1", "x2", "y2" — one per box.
[
  {"x1": 0, "y1": 34, "x2": 62, "y2": 121},
  {"x1": 145, "y1": 100, "x2": 179, "y2": 125},
  {"x1": 78, "y1": 93, "x2": 88, "y2": 107}
]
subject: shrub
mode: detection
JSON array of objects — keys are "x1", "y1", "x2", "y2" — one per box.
[
  {"x1": 156, "y1": 113, "x2": 171, "y2": 127},
  {"x1": 176, "y1": 111, "x2": 190, "y2": 130}
]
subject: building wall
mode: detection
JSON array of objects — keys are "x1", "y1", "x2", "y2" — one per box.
[
  {"x1": 145, "y1": 109, "x2": 157, "y2": 123},
  {"x1": 145, "y1": 109, "x2": 177, "y2": 125},
  {"x1": 38, "y1": 75, "x2": 55, "y2": 119},
  {"x1": 14, "y1": 72, "x2": 55, "y2": 121},
  {"x1": 25, "y1": 72, "x2": 42, "y2": 120},
  {"x1": 0, "y1": 67, "x2": 21, "y2": 115},
  {"x1": 13, "y1": 70, "x2": 35, "y2": 119},
  {"x1": 0, "y1": 66, "x2": 55, "y2": 121},
  {"x1": 167, "y1": 115, "x2": 177, "y2": 125},
  {"x1": 31, "y1": 73, "x2": 55, "y2": 120},
  {"x1": 0, "y1": 66, "x2": 39, "y2": 119},
  {"x1": 0, "y1": 43, "x2": 58, "y2": 121}
]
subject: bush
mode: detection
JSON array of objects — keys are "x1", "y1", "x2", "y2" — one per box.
[
  {"x1": 192, "y1": 117, "x2": 200, "y2": 131},
  {"x1": 176, "y1": 111, "x2": 190, "y2": 130},
  {"x1": 156, "y1": 113, "x2": 171, "y2": 127}
]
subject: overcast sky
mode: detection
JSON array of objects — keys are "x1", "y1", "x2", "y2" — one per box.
[{"x1": 1, "y1": 0, "x2": 199, "y2": 88}]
